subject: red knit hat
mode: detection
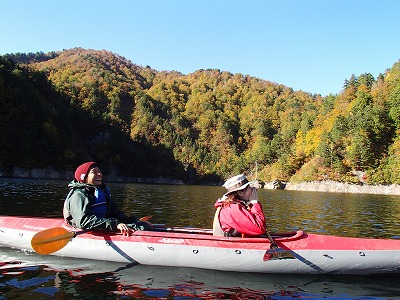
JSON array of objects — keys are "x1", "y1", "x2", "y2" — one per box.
[{"x1": 74, "y1": 162, "x2": 97, "y2": 183}]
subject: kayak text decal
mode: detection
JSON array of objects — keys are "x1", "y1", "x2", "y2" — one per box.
[
  {"x1": 23, "y1": 225, "x2": 47, "y2": 230},
  {"x1": 158, "y1": 238, "x2": 186, "y2": 244}
]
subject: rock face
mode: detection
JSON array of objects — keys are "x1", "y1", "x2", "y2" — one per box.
[
  {"x1": 283, "y1": 180, "x2": 400, "y2": 195},
  {"x1": 264, "y1": 179, "x2": 286, "y2": 190},
  {"x1": 272, "y1": 179, "x2": 286, "y2": 190},
  {"x1": 4, "y1": 167, "x2": 184, "y2": 185},
  {"x1": 3, "y1": 166, "x2": 399, "y2": 194},
  {"x1": 11, "y1": 167, "x2": 73, "y2": 180}
]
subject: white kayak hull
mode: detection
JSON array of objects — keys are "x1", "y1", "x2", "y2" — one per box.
[{"x1": 1, "y1": 216, "x2": 400, "y2": 274}]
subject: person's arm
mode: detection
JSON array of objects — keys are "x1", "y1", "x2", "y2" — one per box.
[
  {"x1": 222, "y1": 202, "x2": 266, "y2": 236},
  {"x1": 110, "y1": 203, "x2": 153, "y2": 231},
  {"x1": 101, "y1": 185, "x2": 139, "y2": 224},
  {"x1": 108, "y1": 200, "x2": 139, "y2": 224},
  {"x1": 246, "y1": 201, "x2": 267, "y2": 234}
]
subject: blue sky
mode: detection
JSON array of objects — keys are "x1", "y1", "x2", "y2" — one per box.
[{"x1": 1, "y1": 0, "x2": 399, "y2": 96}]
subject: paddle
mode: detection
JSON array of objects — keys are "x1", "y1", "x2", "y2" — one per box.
[
  {"x1": 31, "y1": 227, "x2": 86, "y2": 255},
  {"x1": 263, "y1": 230, "x2": 296, "y2": 260},
  {"x1": 31, "y1": 216, "x2": 153, "y2": 255}
]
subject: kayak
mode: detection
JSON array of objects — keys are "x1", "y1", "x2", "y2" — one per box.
[{"x1": 1, "y1": 216, "x2": 400, "y2": 275}]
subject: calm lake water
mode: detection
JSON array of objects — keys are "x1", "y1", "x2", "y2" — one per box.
[{"x1": 1, "y1": 178, "x2": 400, "y2": 299}]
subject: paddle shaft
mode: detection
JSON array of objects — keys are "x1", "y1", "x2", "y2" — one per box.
[
  {"x1": 263, "y1": 230, "x2": 296, "y2": 260},
  {"x1": 31, "y1": 216, "x2": 153, "y2": 254},
  {"x1": 33, "y1": 231, "x2": 76, "y2": 245},
  {"x1": 153, "y1": 225, "x2": 213, "y2": 235},
  {"x1": 265, "y1": 230, "x2": 279, "y2": 251}
]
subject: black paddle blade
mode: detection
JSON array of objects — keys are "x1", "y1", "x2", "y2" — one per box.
[{"x1": 263, "y1": 247, "x2": 296, "y2": 261}]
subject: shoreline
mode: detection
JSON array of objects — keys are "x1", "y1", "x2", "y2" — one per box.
[
  {"x1": 266, "y1": 180, "x2": 400, "y2": 196},
  {"x1": 2, "y1": 167, "x2": 400, "y2": 195}
]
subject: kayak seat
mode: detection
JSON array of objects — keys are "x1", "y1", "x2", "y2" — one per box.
[{"x1": 212, "y1": 207, "x2": 225, "y2": 236}]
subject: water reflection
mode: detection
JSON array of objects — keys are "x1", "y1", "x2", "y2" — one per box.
[
  {"x1": 1, "y1": 178, "x2": 400, "y2": 238},
  {"x1": 0, "y1": 178, "x2": 68, "y2": 218},
  {"x1": 264, "y1": 190, "x2": 400, "y2": 239},
  {"x1": 1, "y1": 178, "x2": 400, "y2": 298},
  {"x1": 1, "y1": 247, "x2": 400, "y2": 299},
  {"x1": 111, "y1": 183, "x2": 223, "y2": 227}
]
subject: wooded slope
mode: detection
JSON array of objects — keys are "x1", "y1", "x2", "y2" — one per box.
[{"x1": 1, "y1": 48, "x2": 399, "y2": 184}]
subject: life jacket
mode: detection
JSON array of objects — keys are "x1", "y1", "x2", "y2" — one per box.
[
  {"x1": 90, "y1": 187, "x2": 108, "y2": 217},
  {"x1": 212, "y1": 207, "x2": 224, "y2": 236},
  {"x1": 213, "y1": 197, "x2": 258, "y2": 237}
]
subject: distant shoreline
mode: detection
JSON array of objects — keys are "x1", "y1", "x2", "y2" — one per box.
[
  {"x1": 2, "y1": 166, "x2": 400, "y2": 195},
  {"x1": 265, "y1": 180, "x2": 400, "y2": 196}
]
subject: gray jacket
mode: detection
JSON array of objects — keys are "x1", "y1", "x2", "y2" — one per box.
[{"x1": 63, "y1": 180, "x2": 138, "y2": 231}]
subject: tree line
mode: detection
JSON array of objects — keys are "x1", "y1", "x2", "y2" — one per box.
[{"x1": 1, "y1": 48, "x2": 399, "y2": 184}]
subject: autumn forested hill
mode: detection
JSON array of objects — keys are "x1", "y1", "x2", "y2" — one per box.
[{"x1": 1, "y1": 48, "x2": 399, "y2": 184}]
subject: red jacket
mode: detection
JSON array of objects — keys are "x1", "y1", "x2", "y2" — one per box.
[{"x1": 214, "y1": 198, "x2": 266, "y2": 236}]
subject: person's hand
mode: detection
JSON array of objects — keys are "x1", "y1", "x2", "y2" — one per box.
[
  {"x1": 117, "y1": 223, "x2": 134, "y2": 236},
  {"x1": 248, "y1": 187, "x2": 258, "y2": 202}
]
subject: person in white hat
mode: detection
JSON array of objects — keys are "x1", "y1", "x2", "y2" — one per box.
[{"x1": 213, "y1": 174, "x2": 266, "y2": 237}]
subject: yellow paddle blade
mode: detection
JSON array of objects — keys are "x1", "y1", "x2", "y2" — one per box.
[{"x1": 31, "y1": 227, "x2": 75, "y2": 255}]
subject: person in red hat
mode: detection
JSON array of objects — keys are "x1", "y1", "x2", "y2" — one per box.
[
  {"x1": 63, "y1": 162, "x2": 152, "y2": 235},
  {"x1": 213, "y1": 174, "x2": 266, "y2": 237}
]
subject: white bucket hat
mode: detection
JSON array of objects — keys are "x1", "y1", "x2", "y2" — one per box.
[{"x1": 222, "y1": 174, "x2": 254, "y2": 196}]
